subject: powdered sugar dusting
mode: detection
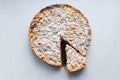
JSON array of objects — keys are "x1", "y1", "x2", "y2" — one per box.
[{"x1": 29, "y1": 4, "x2": 91, "y2": 68}]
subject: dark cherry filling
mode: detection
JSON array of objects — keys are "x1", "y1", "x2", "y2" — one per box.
[
  {"x1": 60, "y1": 37, "x2": 85, "y2": 66},
  {"x1": 52, "y1": 4, "x2": 60, "y2": 8},
  {"x1": 42, "y1": 6, "x2": 53, "y2": 11},
  {"x1": 60, "y1": 37, "x2": 67, "y2": 66},
  {"x1": 42, "y1": 4, "x2": 60, "y2": 12},
  {"x1": 30, "y1": 23, "x2": 37, "y2": 29}
]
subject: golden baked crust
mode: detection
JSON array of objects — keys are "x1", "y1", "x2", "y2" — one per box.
[{"x1": 28, "y1": 4, "x2": 92, "y2": 71}]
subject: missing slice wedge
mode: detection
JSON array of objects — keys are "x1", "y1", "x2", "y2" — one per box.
[{"x1": 60, "y1": 37, "x2": 88, "y2": 72}]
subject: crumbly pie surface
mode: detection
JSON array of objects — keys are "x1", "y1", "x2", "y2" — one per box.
[{"x1": 28, "y1": 4, "x2": 91, "y2": 72}]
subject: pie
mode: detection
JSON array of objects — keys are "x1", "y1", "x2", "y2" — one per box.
[{"x1": 28, "y1": 4, "x2": 92, "y2": 72}]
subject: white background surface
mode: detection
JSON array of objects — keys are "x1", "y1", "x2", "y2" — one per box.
[{"x1": 0, "y1": 0, "x2": 120, "y2": 80}]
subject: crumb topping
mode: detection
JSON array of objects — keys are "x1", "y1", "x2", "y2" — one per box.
[{"x1": 29, "y1": 4, "x2": 91, "y2": 69}]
